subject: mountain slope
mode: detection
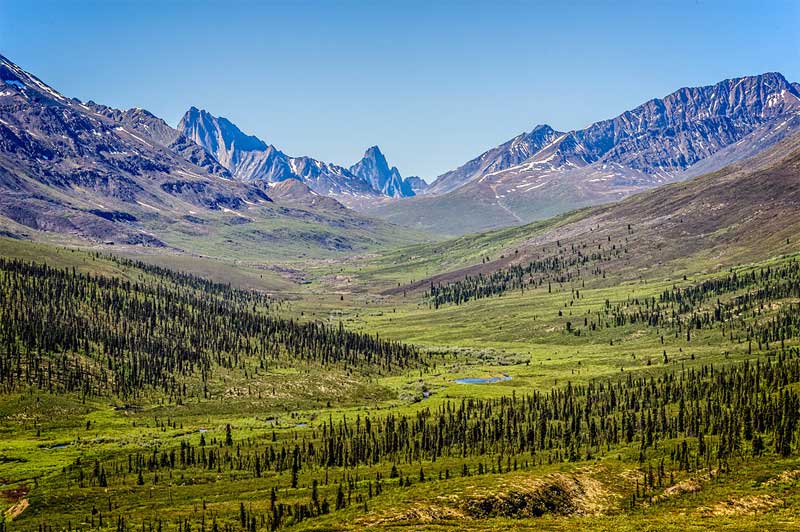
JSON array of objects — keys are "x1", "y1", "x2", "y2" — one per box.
[
  {"x1": 86, "y1": 102, "x2": 233, "y2": 178},
  {"x1": 403, "y1": 175, "x2": 428, "y2": 194},
  {"x1": 179, "y1": 108, "x2": 382, "y2": 206},
  {"x1": 0, "y1": 54, "x2": 428, "y2": 259},
  {"x1": 266, "y1": 179, "x2": 347, "y2": 211},
  {"x1": 372, "y1": 73, "x2": 800, "y2": 235},
  {"x1": 0, "y1": 54, "x2": 272, "y2": 246},
  {"x1": 428, "y1": 124, "x2": 563, "y2": 195},
  {"x1": 374, "y1": 130, "x2": 800, "y2": 295}
]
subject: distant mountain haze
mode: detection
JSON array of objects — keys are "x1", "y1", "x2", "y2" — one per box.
[
  {"x1": 348, "y1": 146, "x2": 422, "y2": 198},
  {"x1": 403, "y1": 176, "x2": 428, "y2": 195},
  {"x1": 428, "y1": 124, "x2": 563, "y2": 195}
]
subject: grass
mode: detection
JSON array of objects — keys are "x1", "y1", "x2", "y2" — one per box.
[
  {"x1": 148, "y1": 203, "x2": 433, "y2": 264},
  {"x1": 307, "y1": 209, "x2": 589, "y2": 292},
  {"x1": 3, "y1": 233, "x2": 800, "y2": 531}
]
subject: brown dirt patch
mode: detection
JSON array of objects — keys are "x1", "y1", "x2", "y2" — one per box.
[
  {"x1": 2, "y1": 485, "x2": 29, "y2": 520},
  {"x1": 359, "y1": 468, "x2": 618, "y2": 527},
  {"x1": 702, "y1": 495, "x2": 783, "y2": 516},
  {"x1": 652, "y1": 477, "x2": 704, "y2": 503},
  {"x1": 765, "y1": 469, "x2": 800, "y2": 486},
  {"x1": 4, "y1": 497, "x2": 29, "y2": 520},
  {"x1": 488, "y1": 471, "x2": 616, "y2": 517},
  {"x1": 361, "y1": 504, "x2": 466, "y2": 527},
  {"x1": 1, "y1": 485, "x2": 28, "y2": 503}
]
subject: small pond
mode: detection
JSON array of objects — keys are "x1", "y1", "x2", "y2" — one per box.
[{"x1": 454, "y1": 375, "x2": 512, "y2": 384}]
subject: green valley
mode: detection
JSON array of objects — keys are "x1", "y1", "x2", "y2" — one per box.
[
  {"x1": 3, "y1": 131, "x2": 800, "y2": 531},
  {"x1": 2, "y1": 15, "x2": 800, "y2": 531}
]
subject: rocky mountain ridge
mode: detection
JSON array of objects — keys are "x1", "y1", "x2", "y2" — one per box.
[
  {"x1": 179, "y1": 108, "x2": 421, "y2": 207},
  {"x1": 0, "y1": 54, "x2": 423, "y2": 256},
  {"x1": 348, "y1": 145, "x2": 424, "y2": 198},
  {"x1": 372, "y1": 72, "x2": 800, "y2": 234}
]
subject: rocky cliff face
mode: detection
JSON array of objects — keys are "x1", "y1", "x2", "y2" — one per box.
[
  {"x1": 348, "y1": 146, "x2": 416, "y2": 198},
  {"x1": 179, "y1": 109, "x2": 425, "y2": 204},
  {"x1": 374, "y1": 72, "x2": 800, "y2": 235},
  {"x1": 0, "y1": 54, "x2": 422, "y2": 255},
  {"x1": 431, "y1": 73, "x2": 800, "y2": 197},
  {"x1": 88, "y1": 103, "x2": 232, "y2": 178},
  {"x1": 429, "y1": 124, "x2": 562, "y2": 194},
  {"x1": 178, "y1": 108, "x2": 380, "y2": 204},
  {"x1": 403, "y1": 176, "x2": 428, "y2": 195},
  {"x1": 559, "y1": 72, "x2": 800, "y2": 173},
  {"x1": 178, "y1": 107, "x2": 268, "y2": 170},
  {"x1": 0, "y1": 54, "x2": 275, "y2": 244}
]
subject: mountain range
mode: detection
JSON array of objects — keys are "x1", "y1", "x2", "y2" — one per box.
[
  {"x1": 1, "y1": 52, "x2": 799, "y2": 249},
  {"x1": 422, "y1": 127, "x2": 800, "y2": 292},
  {"x1": 349, "y1": 145, "x2": 415, "y2": 198},
  {"x1": 0, "y1": 54, "x2": 424, "y2": 258},
  {"x1": 369, "y1": 72, "x2": 800, "y2": 234},
  {"x1": 178, "y1": 108, "x2": 422, "y2": 208}
]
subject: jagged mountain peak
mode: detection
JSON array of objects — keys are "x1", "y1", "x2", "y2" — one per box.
[
  {"x1": 429, "y1": 71, "x2": 800, "y2": 198},
  {"x1": 429, "y1": 124, "x2": 563, "y2": 194},
  {"x1": 564, "y1": 71, "x2": 800, "y2": 174},
  {"x1": 529, "y1": 124, "x2": 556, "y2": 134},
  {"x1": 349, "y1": 146, "x2": 416, "y2": 198},
  {"x1": 364, "y1": 145, "x2": 385, "y2": 158},
  {"x1": 178, "y1": 108, "x2": 379, "y2": 204},
  {"x1": 0, "y1": 54, "x2": 283, "y2": 246},
  {"x1": 179, "y1": 107, "x2": 268, "y2": 156},
  {"x1": 177, "y1": 110, "x2": 421, "y2": 204},
  {"x1": 87, "y1": 102, "x2": 178, "y2": 144},
  {"x1": 509, "y1": 125, "x2": 562, "y2": 154},
  {"x1": 358, "y1": 145, "x2": 391, "y2": 173},
  {"x1": 377, "y1": 71, "x2": 800, "y2": 235}
]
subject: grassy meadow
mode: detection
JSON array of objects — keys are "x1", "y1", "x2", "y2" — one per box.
[{"x1": 2, "y1": 231, "x2": 800, "y2": 532}]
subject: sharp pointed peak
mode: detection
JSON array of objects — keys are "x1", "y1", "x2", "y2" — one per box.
[
  {"x1": 184, "y1": 106, "x2": 215, "y2": 118},
  {"x1": 364, "y1": 145, "x2": 385, "y2": 157},
  {"x1": 358, "y1": 145, "x2": 390, "y2": 168},
  {"x1": 179, "y1": 107, "x2": 268, "y2": 152}
]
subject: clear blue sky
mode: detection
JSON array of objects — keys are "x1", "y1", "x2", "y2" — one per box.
[{"x1": 1, "y1": 1, "x2": 798, "y2": 179}]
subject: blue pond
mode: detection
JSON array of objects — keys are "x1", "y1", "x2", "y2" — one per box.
[{"x1": 454, "y1": 375, "x2": 512, "y2": 384}]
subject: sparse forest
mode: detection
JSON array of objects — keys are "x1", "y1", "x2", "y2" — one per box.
[
  {"x1": 3, "y1": 242, "x2": 800, "y2": 532},
  {"x1": 2, "y1": 19, "x2": 800, "y2": 532},
  {"x1": 0, "y1": 257, "x2": 420, "y2": 400}
]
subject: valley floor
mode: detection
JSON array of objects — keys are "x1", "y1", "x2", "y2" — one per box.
[{"x1": 2, "y1": 236, "x2": 800, "y2": 532}]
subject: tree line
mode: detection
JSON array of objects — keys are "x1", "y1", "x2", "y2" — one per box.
[{"x1": 0, "y1": 258, "x2": 420, "y2": 399}]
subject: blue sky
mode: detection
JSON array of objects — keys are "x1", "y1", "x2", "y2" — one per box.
[{"x1": 1, "y1": 1, "x2": 798, "y2": 179}]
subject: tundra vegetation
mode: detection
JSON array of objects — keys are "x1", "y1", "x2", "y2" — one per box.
[{"x1": 2, "y1": 225, "x2": 800, "y2": 532}]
